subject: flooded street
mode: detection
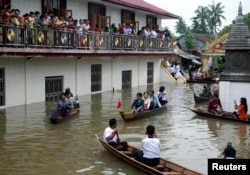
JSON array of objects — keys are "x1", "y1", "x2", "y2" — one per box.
[{"x1": 0, "y1": 83, "x2": 249, "y2": 175}]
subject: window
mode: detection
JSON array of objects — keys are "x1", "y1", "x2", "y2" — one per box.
[
  {"x1": 42, "y1": 0, "x2": 66, "y2": 8},
  {"x1": 88, "y1": 3, "x2": 107, "y2": 32},
  {"x1": 45, "y1": 76, "x2": 63, "y2": 102},
  {"x1": 122, "y1": 70, "x2": 132, "y2": 89},
  {"x1": 0, "y1": 0, "x2": 11, "y2": 7},
  {"x1": 121, "y1": 9, "x2": 135, "y2": 24},
  {"x1": 147, "y1": 62, "x2": 154, "y2": 84},
  {"x1": 42, "y1": 0, "x2": 67, "y2": 17},
  {"x1": 0, "y1": 68, "x2": 5, "y2": 106},
  {"x1": 91, "y1": 64, "x2": 102, "y2": 92},
  {"x1": 121, "y1": 9, "x2": 139, "y2": 33},
  {"x1": 146, "y1": 15, "x2": 158, "y2": 30}
]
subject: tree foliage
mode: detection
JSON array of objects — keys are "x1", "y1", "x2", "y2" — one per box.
[
  {"x1": 175, "y1": 17, "x2": 189, "y2": 34},
  {"x1": 184, "y1": 34, "x2": 196, "y2": 52},
  {"x1": 207, "y1": 1, "x2": 226, "y2": 34},
  {"x1": 218, "y1": 12, "x2": 250, "y2": 36},
  {"x1": 190, "y1": 6, "x2": 209, "y2": 33},
  {"x1": 244, "y1": 12, "x2": 250, "y2": 31},
  {"x1": 186, "y1": 1, "x2": 226, "y2": 34}
]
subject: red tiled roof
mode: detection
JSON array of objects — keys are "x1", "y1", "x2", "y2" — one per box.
[{"x1": 102, "y1": 0, "x2": 179, "y2": 19}]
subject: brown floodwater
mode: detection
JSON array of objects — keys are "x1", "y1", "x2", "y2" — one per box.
[{"x1": 0, "y1": 83, "x2": 249, "y2": 175}]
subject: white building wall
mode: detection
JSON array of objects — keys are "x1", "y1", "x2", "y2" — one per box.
[
  {"x1": 25, "y1": 58, "x2": 77, "y2": 104},
  {"x1": 1, "y1": 56, "x2": 162, "y2": 107},
  {"x1": 0, "y1": 58, "x2": 26, "y2": 107},
  {"x1": 220, "y1": 81, "x2": 250, "y2": 114},
  {"x1": 67, "y1": 0, "x2": 88, "y2": 20},
  {"x1": 135, "y1": 12, "x2": 146, "y2": 30},
  {"x1": 106, "y1": 6, "x2": 121, "y2": 26},
  {"x1": 12, "y1": 0, "x2": 41, "y2": 15}
]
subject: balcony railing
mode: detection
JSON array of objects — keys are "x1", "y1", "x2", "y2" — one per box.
[{"x1": 0, "y1": 24, "x2": 173, "y2": 51}]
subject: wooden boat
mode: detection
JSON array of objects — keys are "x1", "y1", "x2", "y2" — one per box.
[
  {"x1": 73, "y1": 101, "x2": 80, "y2": 108},
  {"x1": 49, "y1": 109, "x2": 80, "y2": 124},
  {"x1": 97, "y1": 135, "x2": 204, "y2": 175},
  {"x1": 193, "y1": 93, "x2": 212, "y2": 103},
  {"x1": 190, "y1": 108, "x2": 250, "y2": 124},
  {"x1": 187, "y1": 77, "x2": 215, "y2": 84},
  {"x1": 119, "y1": 105, "x2": 167, "y2": 122}
]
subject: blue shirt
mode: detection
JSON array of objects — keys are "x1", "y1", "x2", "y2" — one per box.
[{"x1": 149, "y1": 95, "x2": 162, "y2": 107}]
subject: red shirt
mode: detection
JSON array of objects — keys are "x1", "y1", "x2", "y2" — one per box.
[
  {"x1": 208, "y1": 98, "x2": 222, "y2": 111},
  {"x1": 236, "y1": 105, "x2": 247, "y2": 120}
]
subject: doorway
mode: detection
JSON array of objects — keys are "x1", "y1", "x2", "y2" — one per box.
[{"x1": 122, "y1": 70, "x2": 131, "y2": 89}]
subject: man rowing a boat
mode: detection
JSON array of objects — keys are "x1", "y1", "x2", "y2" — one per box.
[
  {"x1": 207, "y1": 92, "x2": 224, "y2": 116},
  {"x1": 103, "y1": 118, "x2": 128, "y2": 151}
]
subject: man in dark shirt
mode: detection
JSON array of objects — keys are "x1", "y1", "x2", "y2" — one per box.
[{"x1": 223, "y1": 142, "x2": 236, "y2": 159}]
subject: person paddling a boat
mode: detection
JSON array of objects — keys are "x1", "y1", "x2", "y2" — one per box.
[
  {"x1": 207, "y1": 92, "x2": 223, "y2": 116},
  {"x1": 133, "y1": 125, "x2": 160, "y2": 166},
  {"x1": 103, "y1": 118, "x2": 128, "y2": 151}
]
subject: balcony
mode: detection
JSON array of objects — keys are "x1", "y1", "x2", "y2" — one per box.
[{"x1": 0, "y1": 24, "x2": 173, "y2": 58}]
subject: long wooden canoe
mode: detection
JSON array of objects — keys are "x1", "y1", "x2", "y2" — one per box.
[
  {"x1": 119, "y1": 105, "x2": 167, "y2": 122},
  {"x1": 187, "y1": 77, "x2": 215, "y2": 84},
  {"x1": 193, "y1": 93, "x2": 212, "y2": 103},
  {"x1": 97, "y1": 136, "x2": 204, "y2": 175},
  {"x1": 190, "y1": 108, "x2": 250, "y2": 124},
  {"x1": 49, "y1": 109, "x2": 80, "y2": 124}
]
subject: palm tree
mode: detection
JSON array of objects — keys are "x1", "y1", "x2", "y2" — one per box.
[
  {"x1": 191, "y1": 6, "x2": 209, "y2": 33},
  {"x1": 207, "y1": 1, "x2": 226, "y2": 34}
]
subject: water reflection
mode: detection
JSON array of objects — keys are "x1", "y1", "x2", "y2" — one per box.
[{"x1": 0, "y1": 83, "x2": 249, "y2": 175}]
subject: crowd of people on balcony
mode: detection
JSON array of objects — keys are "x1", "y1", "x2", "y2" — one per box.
[{"x1": 0, "y1": 4, "x2": 172, "y2": 40}]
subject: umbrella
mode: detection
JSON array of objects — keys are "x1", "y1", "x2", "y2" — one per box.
[{"x1": 192, "y1": 59, "x2": 201, "y2": 65}]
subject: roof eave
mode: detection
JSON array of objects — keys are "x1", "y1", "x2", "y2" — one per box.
[{"x1": 102, "y1": 0, "x2": 179, "y2": 19}]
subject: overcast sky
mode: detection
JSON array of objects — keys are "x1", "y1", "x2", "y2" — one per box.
[{"x1": 145, "y1": 0, "x2": 250, "y2": 34}]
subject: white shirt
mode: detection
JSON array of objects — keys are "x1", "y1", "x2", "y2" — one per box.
[
  {"x1": 157, "y1": 92, "x2": 167, "y2": 101},
  {"x1": 29, "y1": 16, "x2": 35, "y2": 28},
  {"x1": 77, "y1": 23, "x2": 83, "y2": 34},
  {"x1": 103, "y1": 127, "x2": 117, "y2": 143},
  {"x1": 142, "y1": 137, "x2": 161, "y2": 158}
]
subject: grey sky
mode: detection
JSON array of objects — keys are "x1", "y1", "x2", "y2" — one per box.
[{"x1": 145, "y1": 0, "x2": 250, "y2": 34}]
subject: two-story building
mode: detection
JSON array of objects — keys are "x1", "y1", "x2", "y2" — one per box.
[{"x1": 0, "y1": 0, "x2": 179, "y2": 108}]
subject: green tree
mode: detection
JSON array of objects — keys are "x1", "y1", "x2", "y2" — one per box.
[
  {"x1": 184, "y1": 34, "x2": 196, "y2": 52},
  {"x1": 218, "y1": 25, "x2": 231, "y2": 36},
  {"x1": 190, "y1": 6, "x2": 209, "y2": 33},
  {"x1": 175, "y1": 17, "x2": 189, "y2": 34},
  {"x1": 218, "y1": 12, "x2": 250, "y2": 36},
  {"x1": 244, "y1": 12, "x2": 250, "y2": 31},
  {"x1": 207, "y1": 1, "x2": 226, "y2": 34},
  {"x1": 213, "y1": 56, "x2": 225, "y2": 72}
]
